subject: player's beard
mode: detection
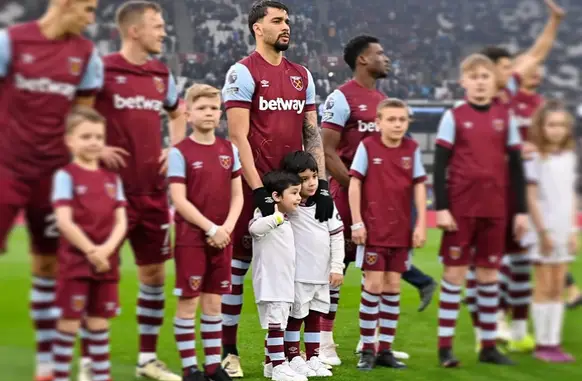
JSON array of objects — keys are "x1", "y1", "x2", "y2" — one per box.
[{"x1": 274, "y1": 40, "x2": 289, "y2": 52}]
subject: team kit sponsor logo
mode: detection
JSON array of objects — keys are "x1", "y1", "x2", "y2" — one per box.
[
  {"x1": 14, "y1": 73, "x2": 77, "y2": 100},
  {"x1": 114, "y1": 94, "x2": 163, "y2": 111},
  {"x1": 357, "y1": 120, "x2": 379, "y2": 132},
  {"x1": 258, "y1": 96, "x2": 305, "y2": 114}
]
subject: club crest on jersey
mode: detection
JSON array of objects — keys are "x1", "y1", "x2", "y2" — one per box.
[
  {"x1": 449, "y1": 246, "x2": 461, "y2": 260},
  {"x1": 219, "y1": 155, "x2": 232, "y2": 169},
  {"x1": 105, "y1": 183, "x2": 116, "y2": 199},
  {"x1": 72, "y1": 295, "x2": 86, "y2": 312},
  {"x1": 290, "y1": 76, "x2": 304, "y2": 91},
  {"x1": 493, "y1": 119, "x2": 505, "y2": 131},
  {"x1": 189, "y1": 276, "x2": 202, "y2": 291},
  {"x1": 69, "y1": 57, "x2": 83, "y2": 76},
  {"x1": 153, "y1": 77, "x2": 165, "y2": 94},
  {"x1": 401, "y1": 156, "x2": 412, "y2": 170},
  {"x1": 365, "y1": 252, "x2": 378, "y2": 265}
]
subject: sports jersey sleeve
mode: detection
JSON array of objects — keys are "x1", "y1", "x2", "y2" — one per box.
[
  {"x1": 222, "y1": 62, "x2": 255, "y2": 110},
  {"x1": 249, "y1": 209, "x2": 285, "y2": 238},
  {"x1": 164, "y1": 72, "x2": 179, "y2": 111},
  {"x1": 328, "y1": 203, "x2": 345, "y2": 275},
  {"x1": 524, "y1": 154, "x2": 539, "y2": 184},
  {"x1": 321, "y1": 90, "x2": 350, "y2": 132},
  {"x1": 506, "y1": 74, "x2": 521, "y2": 96},
  {"x1": 167, "y1": 147, "x2": 186, "y2": 183},
  {"x1": 78, "y1": 48, "x2": 104, "y2": 92},
  {"x1": 231, "y1": 143, "x2": 242, "y2": 178},
  {"x1": 115, "y1": 176, "x2": 127, "y2": 206},
  {"x1": 327, "y1": 202, "x2": 344, "y2": 235},
  {"x1": 413, "y1": 146, "x2": 427, "y2": 183},
  {"x1": 349, "y1": 142, "x2": 368, "y2": 180},
  {"x1": 435, "y1": 109, "x2": 456, "y2": 148},
  {"x1": 507, "y1": 116, "x2": 522, "y2": 149},
  {"x1": 0, "y1": 30, "x2": 11, "y2": 77},
  {"x1": 51, "y1": 170, "x2": 73, "y2": 206},
  {"x1": 305, "y1": 67, "x2": 316, "y2": 111}
]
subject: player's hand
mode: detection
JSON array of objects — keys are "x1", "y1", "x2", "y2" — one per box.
[
  {"x1": 539, "y1": 231, "x2": 554, "y2": 256},
  {"x1": 351, "y1": 223, "x2": 367, "y2": 245},
  {"x1": 436, "y1": 210, "x2": 457, "y2": 232},
  {"x1": 208, "y1": 226, "x2": 231, "y2": 249},
  {"x1": 521, "y1": 141, "x2": 538, "y2": 160},
  {"x1": 314, "y1": 179, "x2": 334, "y2": 223},
  {"x1": 100, "y1": 146, "x2": 130, "y2": 170},
  {"x1": 88, "y1": 246, "x2": 111, "y2": 273},
  {"x1": 329, "y1": 273, "x2": 344, "y2": 288},
  {"x1": 568, "y1": 233, "x2": 578, "y2": 255},
  {"x1": 513, "y1": 214, "x2": 529, "y2": 241},
  {"x1": 253, "y1": 187, "x2": 275, "y2": 216},
  {"x1": 159, "y1": 148, "x2": 169, "y2": 175},
  {"x1": 412, "y1": 224, "x2": 427, "y2": 248},
  {"x1": 545, "y1": 0, "x2": 565, "y2": 19}
]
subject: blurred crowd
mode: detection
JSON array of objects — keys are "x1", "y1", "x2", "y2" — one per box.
[{"x1": 2, "y1": 0, "x2": 582, "y2": 105}]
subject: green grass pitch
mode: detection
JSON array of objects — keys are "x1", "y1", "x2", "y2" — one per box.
[{"x1": 1, "y1": 227, "x2": 581, "y2": 381}]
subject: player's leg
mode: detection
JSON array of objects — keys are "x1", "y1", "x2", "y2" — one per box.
[
  {"x1": 357, "y1": 248, "x2": 385, "y2": 371},
  {"x1": 376, "y1": 251, "x2": 406, "y2": 369},
  {"x1": 495, "y1": 257, "x2": 512, "y2": 342},
  {"x1": 52, "y1": 278, "x2": 87, "y2": 381},
  {"x1": 26, "y1": 184, "x2": 60, "y2": 381},
  {"x1": 78, "y1": 321, "x2": 92, "y2": 381},
  {"x1": 546, "y1": 263, "x2": 573, "y2": 362},
  {"x1": 565, "y1": 272, "x2": 582, "y2": 308},
  {"x1": 506, "y1": 250, "x2": 535, "y2": 352},
  {"x1": 464, "y1": 265, "x2": 481, "y2": 346},
  {"x1": 200, "y1": 244, "x2": 236, "y2": 380},
  {"x1": 131, "y1": 195, "x2": 179, "y2": 380},
  {"x1": 436, "y1": 216, "x2": 474, "y2": 368},
  {"x1": 172, "y1": 245, "x2": 204, "y2": 380},
  {"x1": 473, "y1": 218, "x2": 514, "y2": 365},
  {"x1": 285, "y1": 284, "x2": 305, "y2": 363},
  {"x1": 532, "y1": 262, "x2": 554, "y2": 360},
  {"x1": 303, "y1": 286, "x2": 332, "y2": 376}
]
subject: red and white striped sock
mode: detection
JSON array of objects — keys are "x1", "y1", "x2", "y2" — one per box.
[
  {"x1": 52, "y1": 329, "x2": 76, "y2": 381},
  {"x1": 201, "y1": 314, "x2": 222, "y2": 375},
  {"x1": 221, "y1": 259, "x2": 250, "y2": 356}
]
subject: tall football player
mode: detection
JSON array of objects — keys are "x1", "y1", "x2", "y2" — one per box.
[
  {"x1": 220, "y1": 0, "x2": 333, "y2": 377},
  {"x1": 0, "y1": 1, "x2": 102, "y2": 380},
  {"x1": 90, "y1": 2, "x2": 185, "y2": 380}
]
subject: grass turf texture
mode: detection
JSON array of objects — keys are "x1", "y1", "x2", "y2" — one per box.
[{"x1": 1, "y1": 227, "x2": 581, "y2": 381}]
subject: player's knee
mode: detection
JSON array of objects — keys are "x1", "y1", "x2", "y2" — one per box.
[
  {"x1": 31, "y1": 255, "x2": 58, "y2": 278},
  {"x1": 442, "y1": 266, "x2": 467, "y2": 286},
  {"x1": 200, "y1": 293, "x2": 222, "y2": 316},
  {"x1": 474, "y1": 267, "x2": 498, "y2": 284},
  {"x1": 138, "y1": 263, "x2": 165, "y2": 285},
  {"x1": 57, "y1": 319, "x2": 81, "y2": 334},
  {"x1": 176, "y1": 297, "x2": 198, "y2": 319},
  {"x1": 86, "y1": 317, "x2": 109, "y2": 331},
  {"x1": 382, "y1": 274, "x2": 401, "y2": 294}
]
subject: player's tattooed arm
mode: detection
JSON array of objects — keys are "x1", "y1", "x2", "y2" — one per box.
[{"x1": 302, "y1": 110, "x2": 326, "y2": 179}]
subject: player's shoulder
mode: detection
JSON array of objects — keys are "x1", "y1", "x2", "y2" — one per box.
[
  {"x1": 283, "y1": 57, "x2": 310, "y2": 76},
  {"x1": 215, "y1": 136, "x2": 235, "y2": 151},
  {"x1": 6, "y1": 21, "x2": 40, "y2": 39},
  {"x1": 361, "y1": 134, "x2": 380, "y2": 148},
  {"x1": 401, "y1": 136, "x2": 419, "y2": 150},
  {"x1": 143, "y1": 57, "x2": 170, "y2": 75}
]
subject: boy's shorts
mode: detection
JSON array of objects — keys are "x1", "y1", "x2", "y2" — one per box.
[
  {"x1": 56, "y1": 278, "x2": 119, "y2": 319},
  {"x1": 257, "y1": 301, "x2": 292, "y2": 330},
  {"x1": 356, "y1": 246, "x2": 409, "y2": 273},
  {"x1": 290, "y1": 282, "x2": 330, "y2": 319}
]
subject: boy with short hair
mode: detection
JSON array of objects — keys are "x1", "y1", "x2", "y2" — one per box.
[
  {"x1": 249, "y1": 170, "x2": 306, "y2": 381},
  {"x1": 349, "y1": 98, "x2": 427, "y2": 371},
  {"x1": 167, "y1": 84, "x2": 244, "y2": 381},
  {"x1": 51, "y1": 106, "x2": 128, "y2": 381},
  {"x1": 281, "y1": 151, "x2": 344, "y2": 377},
  {"x1": 433, "y1": 54, "x2": 528, "y2": 367}
]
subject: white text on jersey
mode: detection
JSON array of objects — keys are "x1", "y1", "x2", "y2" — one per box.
[
  {"x1": 259, "y1": 96, "x2": 305, "y2": 114},
  {"x1": 14, "y1": 73, "x2": 76, "y2": 100},
  {"x1": 357, "y1": 120, "x2": 379, "y2": 132},
  {"x1": 114, "y1": 94, "x2": 163, "y2": 111}
]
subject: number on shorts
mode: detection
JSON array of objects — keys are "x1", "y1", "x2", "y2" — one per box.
[
  {"x1": 44, "y1": 213, "x2": 59, "y2": 238},
  {"x1": 161, "y1": 223, "x2": 170, "y2": 255}
]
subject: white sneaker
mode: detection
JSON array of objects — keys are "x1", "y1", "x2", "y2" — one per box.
[
  {"x1": 78, "y1": 361, "x2": 92, "y2": 381},
  {"x1": 319, "y1": 344, "x2": 341, "y2": 366},
  {"x1": 264, "y1": 362, "x2": 273, "y2": 378},
  {"x1": 289, "y1": 357, "x2": 316, "y2": 377},
  {"x1": 496, "y1": 312, "x2": 512, "y2": 343},
  {"x1": 272, "y1": 362, "x2": 308, "y2": 381},
  {"x1": 135, "y1": 359, "x2": 181, "y2": 381},
  {"x1": 306, "y1": 357, "x2": 332, "y2": 377},
  {"x1": 354, "y1": 339, "x2": 363, "y2": 354},
  {"x1": 392, "y1": 350, "x2": 410, "y2": 360}
]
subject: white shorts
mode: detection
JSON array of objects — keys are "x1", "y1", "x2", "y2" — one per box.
[
  {"x1": 290, "y1": 282, "x2": 330, "y2": 319},
  {"x1": 530, "y1": 243, "x2": 575, "y2": 264},
  {"x1": 257, "y1": 301, "x2": 292, "y2": 330}
]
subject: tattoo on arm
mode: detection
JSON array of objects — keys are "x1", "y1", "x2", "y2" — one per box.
[{"x1": 302, "y1": 111, "x2": 326, "y2": 178}]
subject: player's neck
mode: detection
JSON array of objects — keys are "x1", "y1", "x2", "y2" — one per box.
[
  {"x1": 37, "y1": 10, "x2": 70, "y2": 39},
  {"x1": 467, "y1": 96, "x2": 491, "y2": 108},
  {"x1": 190, "y1": 129, "x2": 216, "y2": 145},
  {"x1": 380, "y1": 135, "x2": 402, "y2": 148},
  {"x1": 519, "y1": 86, "x2": 537, "y2": 95},
  {"x1": 73, "y1": 158, "x2": 99, "y2": 171},
  {"x1": 120, "y1": 43, "x2": 150, "y2": 66},
  {"x1": 255, "y1": 43, "x2": 283, "y2": 66},
  {"x1": 353, "y1": 72, "x2": 376, "y2": 90}
]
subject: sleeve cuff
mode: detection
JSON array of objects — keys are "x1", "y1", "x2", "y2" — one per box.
[
  {"x1": 116, "y1": 201, "x2": 128, "y2": 208},
  {"x1": 232, "y1": 169, "x2": 242, "y2": 178},
  {"x1": 53, "y1": 200, "x2": 72, "y2": 207},
  {"x1": 164, "y1": 99, "x2": 180, "y2": 112},
  {"x1": 507, "y1": 144, "x2": 522, "y2": 151},
  {"x1": 225, "y1": 100, "x2": 251, "y2": 110},
  {"x1": 349, "y1": 169, "x2": 365, "y2": 180},
  {"x1": 305, "y1": 103, "x2": 316, "y2": 112},
  {"x1": 321, "y1": 122, "x2": 344, "y2": 132},
  {"x1": 413, "y1": 175, "x2": 427, "y2": 184},
  {"x1": 329, "y1": 226, "x2": 344, "y2": 235},
  {"x1": 168, "y1": 176, "x2": 186, "y2": 184},
  {"x1": 436, "y1": 139, "x2": 453, "y2": 149},
  {"x1": 75, "y1": 89, "x2": 98, "y2": 97}
]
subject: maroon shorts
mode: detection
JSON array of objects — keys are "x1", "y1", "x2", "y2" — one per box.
[
  {"x1": 232, "y1": 186, "x2": 254, "y2": 261},
  {"x1": 56, "y1": 278, "x2": 119, "y2": 319},
  {"x1": 174, "y1": 244, "x2": 233, "y2": 298},
  {"x1": 361, "y1": 246, "x2": 409, "y2": 273},
  {"x1": 330, "y1": 182, "x2": 356, "y2": 263},
  {"x1": 0, "y1": 171, "x2": 58, "y2": 255},
  {"x1": 126, "y1": 193, "x2": 172, "y2": 266},
  {"x1": 505, "y1": 214, "x2": 527, "y2": 254},
  {"x1": 439, "y1": 215, "x2": 506, "y2": 269}
]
